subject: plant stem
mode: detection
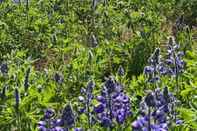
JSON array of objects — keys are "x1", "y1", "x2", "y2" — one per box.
[
  {"x1": 87, "y1": 94, "x2": 91, "y2": 129},
  {"x1": 173, "y1": 51, "x2": 179, "y2": 96},
  {"x1": 16, "y1": 112, "x2": 21, "y2": 131},
  {"x1": 148, "y1": 107, "x2": 151, "y2": 131}
]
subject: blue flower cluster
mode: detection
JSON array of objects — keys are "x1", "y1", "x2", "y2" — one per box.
[
  {"x1": 94, "y1": 77, "x2": 131, "y2": 127},
  {"x1": 144, "y1": 48, "x2": 161, "y2": 83},
  {"x1": 14, "y1": 88, "x2": 20, "y2": 111},
  {"x1": 144, "y1": 37, "x2": 185, "y2": 84},
  {"x1": 132, "y1": 87, "x2": 176, "y2": 131},
  {"x1": 54, "y1": 72, "x2": 64, "y2": 85},
  {"x1": 163, "y1": 37, "x2": 185, "y2": 76},
  {"x1": 0, "y1": 63, "x2": 8, "y2": 75},
  {"x1": 78, "y1": 81, "x2": 96, "y2": 126},
  {"x1": 38, "y1": 104, "x2": 79, "y2": 131},
  {"x1": 37, "y1": 38, "x2": 185, "y2": 130},
  {"x1": 136, "y1": 38, "x2": 185, "y2": 130}
]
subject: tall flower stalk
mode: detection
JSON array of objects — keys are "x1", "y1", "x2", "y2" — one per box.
[
  {"x1": 144, "y1": 37, "x2": 185, "y2": 95},
  {"x1": 165, "y1": 37, "x2": 185, "y2": 95},
  {"x1": 134, "y1": 38, "x2": 185, "y2": 130},
  {"x1": 15, "y1": 88, "x2": 20, "y2": 112},
  {"x1": 24, "y1": 67, "x2": 31, "y2": 94},
  {"x1": 15, "y1": 88, "x2": 21, "y2": 131},
  {"x1": 0, "y1": 63, "x2": 8, "y2": 76},
  {"x1": 144, "y1": 48, "x2": 161, "y2": 87},
  {"x1": 62, "y1": 104, "x2": 75, "y2": 129},
  {"x1": 78, "y1": 80, "x2": 95, "y2": 129}
]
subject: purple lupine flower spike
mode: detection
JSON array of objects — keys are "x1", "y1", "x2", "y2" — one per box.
[
  {"x1": 144, "y1": 48, "x2": 161, "y2": 83},
  {"x1": 14, "y1": 88, "x2": 20, "y2": 111},
  {"x1": 145, "y1": 92, "x2": 156, "y2": 107},
  {"x1": 24, "y1": 67, "x2": 31, "y2": 92},
  {"x1": 78, "y1": 80, "x2": 96, "y2": 127},
  {"x1": 117, "y1": 65, "x2": 125, "y2": 76},
  {"x1": 62, "y1": 104, "x2": 75, "y2": 127},
  {"x1": 0, "y1": 63, "x2": 8, "y2": 74}
]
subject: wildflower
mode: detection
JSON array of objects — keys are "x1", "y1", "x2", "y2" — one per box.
[
  {"x1": 145, "y1": 92, "x2": 156, "y2": 107},
  {"x1": 74, "y1": 127, "x2": 83, "y2": 131},
  {"x1": 0, "y1": 63, "x2": 8, "y2": 74},
  {"x1": 44, "y1": 109, "x2": 55, "y2": 119},
  {"x1": 14, "y1": 88, "x2": 20, "y2": 110},
  {"x1": 38, "y1": 107, "x2": 76, "y2": 131},
  {"x1": 38, "y1": 126, "x2": 47, "y2": 131},
  {"x1": 62, "y1": 104, "x2": 75, "y2": 127},
  {"x1": 24, "y1": 67, "x2": 31, "y2": 92},
  {"x1": 95, "y1": 77, "x2": 131, "y2": 126},
  {"x1": 132, "y1": 87, "x2": 178, "y2": 130},
  {"x1": 86, "y1": 80, "x2": 95, "y2": 95},
  {"x1": 101, "y1": 116, "x2": 112, "y2": 127},
  {"x1": 144, "y1": 48, "x2": 161, "y2": 83},
  {"x1": 176, "y1": 120, "x2": 183, "y2": 125},
  {"x1": 117, "y1": 65, "x2": 125, "y2": 76},
  {"x1": 165, "y1": 37, "x2": 185, "y2": 76},
  {"x1": 157, "y1": 63, "x2": 169, "y2": 75},
  {"x1": 78, "y1": 96, "x2": 85, "y2": 103},
  {"x1": 54, "y1": 73, "x2": 64, "y2": 84},
  {"x1": 51, "y1": 126, "x2": 64, "y2": 131},
  {"x1": 55, "y1": 119, "x2": 64, "y2": 127},
  {"x1": 144, "y1": 66, "x2": 154, "y2": 75},
  {"x1": 78, "y1": 81, "x2": 95, "y2": 126},
  {"x1": 38, "y1": 121, "x2": 47, "y2": 130},
  {"x1": 38, "y1": 109, "x2": 66, "y2": 131},
  {"x1": 148, "y1": 48, "x2": 160, "y2": 66},
  {"x1": 148, "y1": 76, "x2": 160, "y2": 83},
  {"x1": 132, "y1": 116, "x2": 148, "y2": 130},
  {"x1": 94, "y1": 104, "x2": 105, "y2": 113},
  {"x1": 96, "y1": 95, "x2": 106, "y2": 104}
]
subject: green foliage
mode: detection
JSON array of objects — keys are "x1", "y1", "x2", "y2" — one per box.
[{"x1": 0, "y1": 0, "x2": 196, "y2": 130}]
